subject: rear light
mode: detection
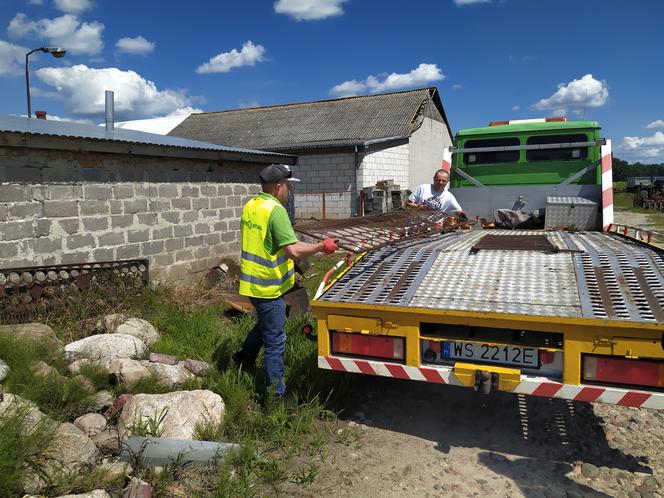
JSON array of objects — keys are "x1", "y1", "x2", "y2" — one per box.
[
  {"x1": 545, "y1": 117, "x2": 567, "y2": 122},
  {"x1": 583, "y1": 355, "x2": 664, "y2": 388},
  {"x1": 539, "y1": 350, "x2": 556, "y2": 365},
  {"x1": 331, "y1": 331, "x2": 405, "y2": 361},
  {"x1": 488, "y1": 120, "x2": 509, "y2": 126}
]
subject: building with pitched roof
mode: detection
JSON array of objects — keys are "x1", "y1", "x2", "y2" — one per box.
[{"x1": 169, "y1": 87, "x2": 453, "y2": 218}]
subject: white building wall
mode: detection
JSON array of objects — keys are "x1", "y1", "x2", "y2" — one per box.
[
  {"x1": 359, "y1": 143, "x2": 410, "y2": 190},
  {"x1": 408, "y1": 116, "x2": 453, "y2": 189}
]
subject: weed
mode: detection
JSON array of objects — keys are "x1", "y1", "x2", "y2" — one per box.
[
  {"x1": 129, "y1": 407, "x2": 169, "y2": 438},
  {"x1": 123, "y1": 373, "x2": 170, "y2": 395},
  {"x1": 291, "y1": 462, "x2": 319, "y2": 486}
]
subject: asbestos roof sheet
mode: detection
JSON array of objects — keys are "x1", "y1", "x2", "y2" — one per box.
[
  {"x1": 169, "y1": 87, "x2": 451, "y2": 151},
  {"x1": 0, "y1": 115, "x2": 293, "y2": 158}
]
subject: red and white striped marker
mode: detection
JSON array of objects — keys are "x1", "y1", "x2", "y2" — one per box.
[
  {"x1": 319, "y1": 355, "x2": 664, "y2": 410},
  {"x1": 442, "y1": 146, "x2": 452, "y2": 175},
  {"x1": 601, "y1": 139, "x2": 614, "y2": 231}
]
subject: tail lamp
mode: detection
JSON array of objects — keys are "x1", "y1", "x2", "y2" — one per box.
[
  {"x1": 331, "y1": 331, "x2": 405, "y2": 361},
  {"x1": 539, "y1": 350, "x2": 556, "y2": 365},
  {"x1": 583, "y1": 355, "x2": 664, "y2": 389}
]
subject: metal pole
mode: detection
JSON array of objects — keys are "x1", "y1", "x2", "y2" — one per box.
[
  {"x1": 105, "y1": 90, "x2": 115, "y2": 131},
  {"x1": 25, "y1": 51, "x2": 33, "y2": 118}
]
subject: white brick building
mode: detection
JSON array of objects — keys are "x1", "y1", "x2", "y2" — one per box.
[{"x1": 169, "y1": 88, "x2": 453, "y2": 218}]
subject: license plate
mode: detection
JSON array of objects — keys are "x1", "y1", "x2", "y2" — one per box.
[{"x1": 442, "y1": 341, "x2": 539, "y2": 368}]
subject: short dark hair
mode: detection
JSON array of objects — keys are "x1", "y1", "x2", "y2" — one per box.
[{"x1": 434, "y1": 169, "x2": 449, "y2": 178}]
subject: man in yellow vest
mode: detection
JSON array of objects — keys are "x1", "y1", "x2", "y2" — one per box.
[{"x1": 236, "y1": 163, "x2": 338, "y2": 398}]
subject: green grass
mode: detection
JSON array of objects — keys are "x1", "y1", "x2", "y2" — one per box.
[{"x1": 614, "y1": 191, "x2": 635, "y2": 209}]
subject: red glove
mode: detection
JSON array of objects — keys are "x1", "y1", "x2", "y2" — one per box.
[{"x1": 321, "y1": 238, "x2": 339, "y2": 254}]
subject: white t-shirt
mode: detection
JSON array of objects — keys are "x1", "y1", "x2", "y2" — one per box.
[{"x1": 408, "y1": 184, "x2": 462, "y2": 213}]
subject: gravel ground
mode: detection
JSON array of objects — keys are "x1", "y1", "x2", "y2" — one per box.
[{"x1": 283, "y1": 376, "x2": 664, "y2": 498}]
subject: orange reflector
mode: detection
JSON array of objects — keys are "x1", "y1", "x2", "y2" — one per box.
[
  {"x1": 539, "y1": 350, "x2": 556, "y2": 365},
  {"x1": 331, "y1": 331, "x2": 405, "y2": 361},
  {"x1": 488, "y1": 120, "x2": 510, "y2": 126},
  {"x1": 545, "y1": 117, "x2": 567, "y2": 122},
  {"x1": 583, "y1": 355, "x2": 664, "y2": 388}
]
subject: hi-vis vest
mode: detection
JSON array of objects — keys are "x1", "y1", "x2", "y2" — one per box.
[{"x1": 239, "y1": 195, "x2": 295, "y2": 299}]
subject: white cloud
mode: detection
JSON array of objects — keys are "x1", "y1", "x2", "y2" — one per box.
[
  {"x1": 512, "y1": 105, "x2": 520, "y2": 111},
  {"x1": 166, "y1": 106, "x2": 202, "y2": 117},
  {"x1": 533, "y1": 74, "x2": 608, "y2": 114},
  {"x1": 646, "y1": 119, "x2": 664, "y2": 129},
  {"x1": 454, "y1": 0, "x2": 491, "y2": 5},
  {"x1": 53, "y1": 0, "x2": 93, "y2": 14},
  {"x1": 7, "y1": 12, "x2": 104, "y2": 55},
  {"x1": 36, "y1": 64, "x2": 195, "y2": 120},
  {"x1": 452, "y1": 83, "x2": 462, "y2": 90},
  {"x1": 330, "y1": 63, "x2": 444, "y2": 97},
  {"x1": 274, "y1": 0, "x2": 347, "y2": 20},
  {"x1": 238, "y1": 100, "x2": 260, "y2": 109},
  {"x1": 551, "y1": 108, "x2": 567, "y2": 117},
  {"x1": 196, "y1": 41, "x2": 266, "y2": 74},
  {"x1": 40, "y1": 113, "x2": 94, "y2": 124},
  {"x1": 115, "y1": 36, "x2": 155, "y2": 55},
  {"x1": 27, "y1": 0, "x2": 44, "y2": 5},
  {"x1": 618, "y1": 131, "x2": 664, "y2": 161},
  {"x1": 0, "y1": 39, "x2": 28, "y2": 76}
]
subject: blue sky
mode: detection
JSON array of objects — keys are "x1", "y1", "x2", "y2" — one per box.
[{"x1": 1, "y1": 0, "x2": 663, "y2": 162}]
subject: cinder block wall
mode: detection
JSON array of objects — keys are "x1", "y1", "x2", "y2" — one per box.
[
  {"x1": 359, "y1": 143, "x2": 410, "y2": 190},
  {"x1": 294, "y1": 192, "x2": 354, "y2": 219},
  {"x1": 0, "y1": 147, "x2": 263, "y2": 283}
]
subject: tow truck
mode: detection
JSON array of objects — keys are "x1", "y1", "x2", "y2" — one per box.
[{"x1": 304, "y1": 118, "x2": 664, "y2": 410}]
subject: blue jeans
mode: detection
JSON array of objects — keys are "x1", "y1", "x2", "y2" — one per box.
[{"x1": 237, "y1": 296, "x2": 287, "y2": 397}]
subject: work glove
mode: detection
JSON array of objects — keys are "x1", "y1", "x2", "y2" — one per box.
[
  {"x1": 457, "y1": 211, "x2": 468, "y2": 220},
  {"x1": 321, "y1": 238, "x2": 339, "y2": 254}
]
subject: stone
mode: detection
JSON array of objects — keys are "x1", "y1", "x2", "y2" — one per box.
[
  {"x1": 30, "y1": 360, "x2": 60, "y2": 378},
  {"x1": 67, "y1": 358, "x2": 96, "y2": 375},
  {"x1": 123, "y1": 480, "x2": 152, "y2": 498},
  {"x1": 183, "y1": 359, "x2": 211, "y2": 377},
  {"x1": 107, "y1": 358, "x2": 151, "y2": 388},
  {"x1": 148, "y1": 352, "x2": 178, "y2": 365},
  {"x1": 65, "y1": 334, "x2": 148, "y2": 362},
  {"x1": 72, "y1": 374, "x2": 96, "y2": 392},
  {"x1": 119, "y1": 390, "x2": 225, "y2": 440},
  {"x1": 0, "y1": 322, "x2": 62, "y2": 351},
  {"x1": 581, "y1": 462, "x2": 599, "y2": 478},
  {"x1": 97, "y1": 460, "x2": 132, "y2": 482},
  {"x1": 0, "y1": 393, "x2": 49, "y2": 430},
  {"x1": 96, "y1": 314, "x2": 160, "y2": 346},
  {"x1": 74, "y1": 413, "x2": 107, "y2": 437},
  {"x1": 54, "y1": 490, "x2": 112, "y2": 498},
  {"x1": 92, "y1": 427, "x2": 121, "y2": 454},
  {"x1": 0, "y1": 358, "x2": 8, "y2": 382},
  {"x1": 88, "y1": 390, "x2": 114, "y2": 411},
  {"x1": 141, "y1": 361, "x2": 194, "y2": 389},
  {"x1": 104, "y1": 394, "x2": 134, "y2": 420}
]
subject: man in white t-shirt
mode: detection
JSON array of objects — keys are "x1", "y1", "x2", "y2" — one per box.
[{"x1": 406, "y1": 169, "x2": 467, "y2": 218}]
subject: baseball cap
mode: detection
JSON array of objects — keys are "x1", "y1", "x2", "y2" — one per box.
[{"x1": 259, "y1": 164, "x2": 301, "y2": 184}]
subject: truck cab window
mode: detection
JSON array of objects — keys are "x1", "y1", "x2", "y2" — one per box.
[
  {"x1": 463, "y1": 138, "x2": 519, "y2": 165},
  {"x1": 526, "y1": 134, "x2": 588, "y2": 162}
]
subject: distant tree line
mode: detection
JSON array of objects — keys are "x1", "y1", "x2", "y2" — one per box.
[{"x1": 612, "y1": 157, "x2": 664, "y2": 181}]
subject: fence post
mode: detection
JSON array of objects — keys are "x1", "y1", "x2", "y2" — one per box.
[{"x1": 322, "y1": 193, "x2": 326, "y2": 220}]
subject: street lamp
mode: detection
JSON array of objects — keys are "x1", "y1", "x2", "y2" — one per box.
[{"x1": 25, "y1": 47, "x2": 66, "y2": 118}]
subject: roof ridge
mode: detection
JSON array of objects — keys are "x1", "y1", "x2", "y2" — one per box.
[{"x1": 198, "y1": 87, "x2": 436, "y2": 115}]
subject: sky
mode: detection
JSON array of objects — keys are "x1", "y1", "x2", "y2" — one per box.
[{"x1": 0, "y1": 0, "x2": 663, "y2": 162}]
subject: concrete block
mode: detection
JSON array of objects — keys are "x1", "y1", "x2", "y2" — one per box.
[
  {"x1": 192, "y1": 198, "x2": 210, "y2": 210},
  {"x1": 200, "y1": 185, "x2": 216, "y2": 196},
  {"x1": 82, "y1": 217, "x2": 110, "y2": 232},
  {"x1": 0, "y1": 204, "x2": 7, "y2": 222},
  {"x1": 47, "y1": 185, "x2": 81, "y2": 201},
  {"x1": 67, "y1": 233, "x2": 95, "y2": 250},
  {"x1": 113, "y1": 185, "x2": 135, "y2": 199},
  {"x1": 152, "y1": 226, "x2": 174, "y2": 240},
  {"x1": 233, "y1": 185, "x2": 248, "y2": 195},
  {"x1": 84, "y1": 185, "x2": 112, "y2": 200},
  {"x1": 57, "y1": 218, "x2": 81, "y2": 235},
  {"x1": 92, "y1": 247, "x2": 114, "y2": 261},
  {"x1": 217, "y1": 185, "x2": 233, "y2": 196},
  {"x1": 44, "y1": 200, "x2": 78, "y2": 217},
  {"x1": 109, "y1": 200, "x2": 124, "y2": 215},
  {"x1": 158, "y1": 184, "x2": 178, "y2": 197},
  {"x1": 210, "y1": 197, "x2": 226, "y2": 209},
  {"x1": 151, "y1": 253, "x2": 174, "y2": 267},
  {"x1": 0, "y1": 241, "x2": 19, "y2": 259},
  {"x1": 124, "y1": 199, "x2": 148, "y2": 214},
  {"x1": 218, "y1": 208, "x2": 234, "y2": 219},
  {"x1": 0, "y1": 185, "x2": 27, "y2": 202},
  {"x1": 149, "y1": 200, "x2": 171, "y2": 212},
  {"x1": 141, "y1": 240, "x2": 164, "y2": 256},
  {"x1": 165, "y1": 238, "x2": 185, "y2": 252},
  {"x1": 160, "y1": 212, "x2": 180, "y2": 224},
  {"x1": 1, "y1": 221, "x2": 33, "y2": 241},
  {"x1": 184, "y1": 235, "x2": 205, "y2": 247},
  {"x1": 137, "y1": 213, "x2": 159, "y2": 226},
  {"x1": 195, "y1": 223, "x2": 210, "y2": 235},
  {"x1": 61, "y1": 251, "x2": 91, "y2": 264},
  {"x1": 221, "y1": 231, "x2": 236, "y2": 242},
  {"x1": 175, "y1": 249, "x2": 194, "y2": 262},
  {"x1": 227, "y1": 196, "x2": 242, "y2": 207},
  {"x1": 174, "y1": 225, "x2": 193, "y2": 238},
  {"x1": 171, "y1": 198, "x2": 191, "y2": 210},
  {"x1": 79, "y1": 200, "x2": 108, "y2": 216},
  {"x1": 127, "y1": 228, "x2": 150, "y2": 243},
  {"x1": 181, "y1": 186, "x2": 200, "y2": 198},
  {"x1": 182, "y1": 211, "x2": 198, "y2": 223},
  {"x1": 233, "y1": 207, "x2": 243, "y2": 217},
  {"x1": 98, "y1": 231, "x2": 125, "y2": 246},
  {"x1": 205, "y1": 233, "x2": 221, "y2": 245},
  {"x1": 35, "y1": 219, "x2": 52, "y2": 237},
  {"x1": 8, "y1": 202, "x2": 42, "y2": 219},
  {"x1": 228, "y1": 219, "x2": 240, "y2": 231},
  {"x1": 116, "y1": 243, "x2": 140, "y2": 260},
  {"x1": 32, "y1": 237, "x2": 63, "y2": 254},
  {"x1": 195, "y1": 246, "x2": 211, "y2": 259},
  {"x1": 213, "y1": 220, "x2": 228, "y2": 231},
  {"x1": 112, "y1": 214, "x2": 134, "y2": 228}
]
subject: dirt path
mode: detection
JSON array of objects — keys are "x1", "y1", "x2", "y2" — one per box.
[
  {"x1": 614, "y1": 208, "x2": 662, "y2": 232},
  {"x1": 283, "y1": 375, "x2": 664, "y2": 498}
]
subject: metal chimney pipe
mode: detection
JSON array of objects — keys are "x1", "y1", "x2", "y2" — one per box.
[{"x1": 105, "y1": 90, "x2": 114, "y2": 131}]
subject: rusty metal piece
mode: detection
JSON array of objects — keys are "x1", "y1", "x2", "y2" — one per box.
[
  {"x1": 0, "y1": 260, "x2": 149, "y2": 324},
  {"x1": 471, "y1": 234, "x2": 557, "y2": 253},
  {"x1": 295, "y1": 210, "x2": 470, "y2": 253},
  {"x1": 632, "y1": 268, "x2": 664, "y2": 321},
  {"x1": 593, "y1": 267, "x2": 617, "y2": 318},
  {"x1": 224, "y1": 287, "x2": 310, "y2": 317}
]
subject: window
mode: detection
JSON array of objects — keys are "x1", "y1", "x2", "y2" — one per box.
[
  {"x1": 463, "y1": 138, "x2": 520, "y2": 165},
  {"x1": 526, "y1": 134, "x2": 588, "y2": 162}
]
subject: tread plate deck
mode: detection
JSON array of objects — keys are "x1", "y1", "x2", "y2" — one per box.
[{"x1": 319, "y1": 230, "x2": 664, "y2": 323}]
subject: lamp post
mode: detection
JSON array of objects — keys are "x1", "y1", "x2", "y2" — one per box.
[{"x1": 25, "y1": 47, "x2": 66, "y2": 118}]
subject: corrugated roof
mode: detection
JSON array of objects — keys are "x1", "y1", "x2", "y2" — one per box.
[
  {"x1": 169, "y1": 87, "x2": 452, "y2": 151},
  {"x1": 0, "y1": 114, "x2": 293, "y2": 158}
]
